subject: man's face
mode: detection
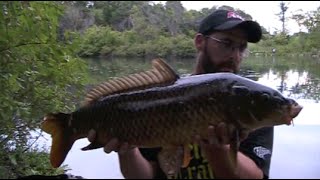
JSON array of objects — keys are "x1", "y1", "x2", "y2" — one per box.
[{"x1": 197, "y1": 27, "x2": 248, "y2": 74}]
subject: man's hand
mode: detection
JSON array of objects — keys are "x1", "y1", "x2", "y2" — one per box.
[
  {"x1": 87, "y1": 129, "x2": 136, "y2": 155},
  {"x1": 194, "y1": 122, "x2": 248, "y2": 148},
  {"x1": 193, "y1": 122, "x2": 251, "y2": 178}
]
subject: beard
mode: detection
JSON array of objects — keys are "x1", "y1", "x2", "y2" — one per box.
[{"x1": 201, "y1": 53, "x2": 239, "y2": 74}]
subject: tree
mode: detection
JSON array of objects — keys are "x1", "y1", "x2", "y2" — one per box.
[
  {"x1": 164, "y1": 1, "x2": 185, "y2": 36},
  {"x1": 58, "y1": 1, "x2": 95, "y2": 37},
  {"x1": 291, "y1": 9, "x2": 306, "y2": 33},
  {"x1": 0, "y1": 1, "x2": 89, "y2": 178},
  {"x1": 130, "y1": 4, "x2": 161, "y2": 41},
  {"x1": 93, "y1": 1, "x2": 147, "y2": 31},
  {"x1": 276, "y1": 1, "x2": 289, "y2": 34},
  {"x1": 302, "y1": 7, "x2": 320, "y2": 33}
]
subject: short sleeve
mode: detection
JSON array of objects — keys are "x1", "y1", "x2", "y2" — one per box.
[
  {"x1": 239, "y1": 127, "x2": 274, "y2": 179},
  {"x1": 139, "y1": 147, "x2": 162, "y2": 161},
  {"x1": 138, "y1": 147, "x2": 167, "y2": 179}
]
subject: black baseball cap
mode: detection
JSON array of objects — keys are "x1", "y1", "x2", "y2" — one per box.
[{"x1": 198, "y1": 9, "x2": 262, "y2": 43}]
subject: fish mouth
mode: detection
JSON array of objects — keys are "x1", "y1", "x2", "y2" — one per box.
[{"x1": 285, "y1": 103, "x2": 303, "y2": 125}]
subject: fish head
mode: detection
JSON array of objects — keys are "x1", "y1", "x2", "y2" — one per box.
[
  {"x1": 226, "y1": 80, "x2": 303, "y2": 130},
  {"x1": 247, "y1": 93, "x2": 303, "y2": 127}
]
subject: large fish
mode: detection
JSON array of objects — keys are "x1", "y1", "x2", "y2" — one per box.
[{"x1": 41, "y1": 58, "x2": 303, "y2": 177}]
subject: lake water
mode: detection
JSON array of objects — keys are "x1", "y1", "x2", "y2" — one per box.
[{"x1": 37, "y1": 56, "x2": 320, "y2": 179}]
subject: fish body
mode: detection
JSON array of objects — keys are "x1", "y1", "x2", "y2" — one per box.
[{"x1": 41, "y1": 58, "x2": 303, "y2": 176}]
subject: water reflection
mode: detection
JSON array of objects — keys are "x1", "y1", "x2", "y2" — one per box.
[{"x1": 240, "y1": 57, "x2": 320, "y2": 103}]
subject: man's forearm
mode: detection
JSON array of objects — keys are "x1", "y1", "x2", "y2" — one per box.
[
  {"x1": 205, "y1": 146, "x2": 263, "y2": 179},
  {"x1": 118, "y1": 148, "x2": 159, "y2": 179},
  {"x1": 236, "y1": 152, "x2": 263, "y2": 179}
]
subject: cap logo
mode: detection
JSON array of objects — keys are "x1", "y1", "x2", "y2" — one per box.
[{"x1": 227, "y1": 11, "x2": 244, "y2": 21}]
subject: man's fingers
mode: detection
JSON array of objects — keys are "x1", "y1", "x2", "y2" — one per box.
[
  {"x1": 207, "y1": 126, "x2": 219, "y2": 146},
  {"x1": 118, "y1": 142, "x2": 129, "y2": 154},
  {"x1": 193, "y1": 134, "x2": 201, "y2": 145},
  {"x1": 104, "y1": 138, "x2": 119, "y2": 153},
  {"x1": 87, "y1": 129, "x2": 96, "y2": 142},
  {"x1": 216, "y1": 122, "x2": 229, "y2": 144},
  {"x1": 88, "y1": 130, "x2": 137, "y2": 155},
  {"x1": 239, "y1": 130, "x2": 249, "y2": 141}
]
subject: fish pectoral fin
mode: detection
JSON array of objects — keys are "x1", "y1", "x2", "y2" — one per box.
[
  {"x1": 182, "y1": 144, "x2": 192, "y2": 168},
  {"x1": 157, "y1": 146, "x2": 184, "y2": 178},
  {"x1": 81, "y1": 141, "x2": 104, "y2": 151},
  {"x1": 229, "y1": 129, "x2": 240, "y2": 168}
]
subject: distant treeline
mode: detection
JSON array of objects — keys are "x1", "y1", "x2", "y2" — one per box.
[{"x1": 55, "y1": 1, "x2": 320, "y2": 58}]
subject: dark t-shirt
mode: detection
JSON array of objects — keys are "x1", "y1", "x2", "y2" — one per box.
[{"x1": 139, "y1": 127, "x2": 274, "y2": 179}]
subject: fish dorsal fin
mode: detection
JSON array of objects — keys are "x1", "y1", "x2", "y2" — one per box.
[{"x1": 81, "y1": 58, "x2": 179, "y2": 107}]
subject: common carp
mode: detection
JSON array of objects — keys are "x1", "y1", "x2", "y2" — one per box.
[{"x1": 41, "y1": 58, "x2": 303, "y2": 177}]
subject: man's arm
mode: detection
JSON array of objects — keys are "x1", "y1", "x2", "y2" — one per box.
[
  {"x1": 117, "y1": 147, "x2": 160, "y2": 179},
  {"x1": 201, "y1": 144, "x2": 263, "y2": 179},
  {"x1": 196, "y1": 123, "x2": 273, "y2": 179}
]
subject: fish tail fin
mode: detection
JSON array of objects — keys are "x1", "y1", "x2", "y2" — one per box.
[{"x1": 41, "y1": 113, "x2": 75, "y2": 168}]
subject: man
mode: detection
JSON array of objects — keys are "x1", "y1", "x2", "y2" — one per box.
[{"x1": 88, "y1": 9, "x2": 273, "y2": 179}]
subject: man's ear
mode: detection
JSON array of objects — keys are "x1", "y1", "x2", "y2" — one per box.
[{"x1": 194, "y1": 33, "x2": 205, "y2": 51}]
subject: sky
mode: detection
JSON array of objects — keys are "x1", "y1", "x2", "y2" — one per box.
[{"x1": 153, "y1": 1, "x2": 320, "y2": 35}]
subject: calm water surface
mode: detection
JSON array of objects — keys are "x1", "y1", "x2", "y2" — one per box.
[{"x1": 40, "y1": 56, "x2": 320, "y2": 179}]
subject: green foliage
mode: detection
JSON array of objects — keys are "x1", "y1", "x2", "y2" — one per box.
[
  {"x1": 248, "y1": 4, "x2": 320, "y2": 57},
  {"x1": 77, "y1": 25, "x2": 196, "y2": 58},
  {"x1": 145, "y1": 36, "x2": 173, "y2": 57},
  {"x1": 250, "y1": 29, "x2": 320, "y2": 57},
  {"x1": 92, "y1": 8, "x2": 104, "y2": 26},
  {"x1": 76, "y1": 25, "x2": 123, "y2": 56},
  {"x1": 304, "y1": 31, "x2": 320, "y2": 50},
  {"x1": 0, "y1": 1, "x2": 89, "y2": 178},
  {"x1": 0, "y1": 145, "x2": 66, "y2": 178},
  {"x1": 72, "y1": 2, "x2": 320, "y2": 59},
  {"x1": 171, "y1": 34, "x2": 196, "y2": 57}
]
